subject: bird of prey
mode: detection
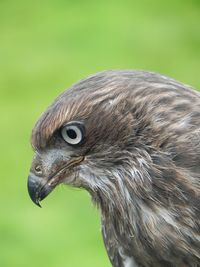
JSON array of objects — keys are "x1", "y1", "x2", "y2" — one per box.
[{"x1": 28, "y1": 70, "x2": 200, "y2": 267}]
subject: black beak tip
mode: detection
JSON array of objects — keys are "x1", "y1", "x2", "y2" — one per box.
[
  {"x1": 34, "y1": 199, "x2": 42, "y2": 208},
  {"x1": 27, "y1": 174, "x2": 54, "y2": 208},
  {"x1": 27, "y1": 175, "x2": 42, "y2": 208}
]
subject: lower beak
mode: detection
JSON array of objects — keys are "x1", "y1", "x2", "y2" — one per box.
[{"x1": 27, "y1": 174, "x2": 54, "y2": 207}]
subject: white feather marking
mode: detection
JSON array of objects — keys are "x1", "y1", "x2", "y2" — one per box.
[
  {"x1": 119, "y1": 247, "x2": 139, "y2": 267},
  {"x1": 124, "y1": 256, "x2": 138, "y2": 267}
]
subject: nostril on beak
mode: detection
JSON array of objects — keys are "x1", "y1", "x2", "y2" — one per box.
[{"x1": 34, "y1": 165, "x2": 43, "y2": 175}]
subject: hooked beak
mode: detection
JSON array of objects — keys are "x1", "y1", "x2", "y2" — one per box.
[
  {"x1": 27, "y1": 156, "x2": 84, "y2": 207},
  {"x1": 27, "y1": 174, "x2": 54, "y2": 207}
]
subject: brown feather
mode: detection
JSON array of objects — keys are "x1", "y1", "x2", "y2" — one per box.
[{"x1": 30, "y1": 70, "x2": 200, "y2": 267}]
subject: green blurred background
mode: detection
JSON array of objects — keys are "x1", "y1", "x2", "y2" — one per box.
[{"x1": 0, "y1": 1, "x2": 199, "y2": 266}]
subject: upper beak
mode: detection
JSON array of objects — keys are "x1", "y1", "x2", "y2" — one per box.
[
  {"x1": 27, "y1": 173, "x2": 55, "y2": 207},
  {"x1": 27, "y1": 156, "x2": 84, "y2": 207}
]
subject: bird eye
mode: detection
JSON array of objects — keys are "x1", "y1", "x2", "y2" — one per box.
[{"x1": 61, "y1": 122, "x2": 84, "y2": 145}]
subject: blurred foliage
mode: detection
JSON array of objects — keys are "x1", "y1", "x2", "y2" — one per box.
[{"x1": 0, "y1": 0, "x2": 199, "y2": 266}]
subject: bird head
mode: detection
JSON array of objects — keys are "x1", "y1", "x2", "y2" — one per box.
[{"x1": 28, "y1": 71, "x2": 143, "y2": 208}]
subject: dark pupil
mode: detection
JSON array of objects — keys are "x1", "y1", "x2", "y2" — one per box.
[{"x1": 67, "y1": 129, "x2": 77, "y2": 139}]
